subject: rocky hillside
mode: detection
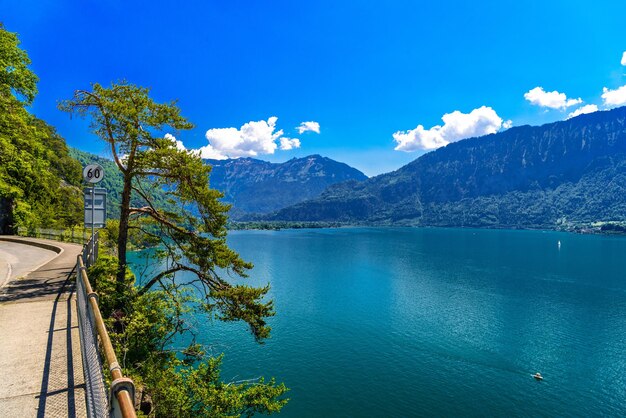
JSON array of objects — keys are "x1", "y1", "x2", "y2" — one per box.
[
  {"x1": 205, "y1": 155, "x2": 367, "y2": 217},
  {"x1": 270, "y1": 106, "x2": 626, "y2": 228}
]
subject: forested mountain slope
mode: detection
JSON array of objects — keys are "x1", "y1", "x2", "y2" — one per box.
[{"x1": 271, "y1": 106, "x2": 626, "y2": 228}]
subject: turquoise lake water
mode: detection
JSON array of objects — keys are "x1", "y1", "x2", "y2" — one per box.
[{"x1": 130, "y1": 227, "x2": 626, "y2": 416}]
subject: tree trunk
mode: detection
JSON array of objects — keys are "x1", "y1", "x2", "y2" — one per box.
[{"x1": 116, "y1": 171, "x2": 132, "y2": 305}]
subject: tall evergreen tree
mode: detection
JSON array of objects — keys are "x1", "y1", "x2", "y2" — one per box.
[
  {"x1": 60, "y1": 82, "x2": 273, "y2": 339},
  {"x1": 60, "y1": 82, "x2": 286, "y2": 417}
]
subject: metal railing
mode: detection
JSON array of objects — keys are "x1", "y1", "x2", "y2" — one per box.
[
  {"x1": 17, "y1": 226, "x2": 90, "y2": 245},
  {"x1": 76, "y1": 233, "x2": 137, "y2": 418},
  {"x1": 82, "y1": 231, "x2": 99, "y2": 269}
]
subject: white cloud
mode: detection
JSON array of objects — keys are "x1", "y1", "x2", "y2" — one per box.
[
  {"x1": 198, "y1": 117, "x2": 301, "y2": 159},
  {"x1": 196, "y1": 144, "x2": 228, "y2": 160},
  {"x1": 205, "y1": 117, "x2": 280, "y2": 157},
  {"x1": 621, "y1": 51, "x2": 626, "y2": 66},
  {"x1": 297, "y1": 121, "x2": 320, "y2": 134},
  {"x1": 393, "y1": 106, "x2": 506, "y2": 152},
  {"x1": 164, "y1": 133, "x2": 187, "y2": 151},
  {"x1": 503, "y1": 119, "x2": 513, "y2": 129},
  {"x1": 601, "y1": 85, "x2": 626, "y2": 107},
  {"x1": 164, "y1": 133, "x2": 228, "y2": 160},
  {"x1": 524, "y1": 87, "x2": 582, "y2": 109},
  {"x1": 279, "y1": 137, "x2": 301, "y2": 150},
  {"x1": 567, "y1": 104, "x2": 599, "y2": 119}
]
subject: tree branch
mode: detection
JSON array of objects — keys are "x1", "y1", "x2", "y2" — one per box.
[
  {"x1": 74, "y1": 89, "x2": 128, "y2": 174},
  {"x1": 137, "y1": 264, "x2": 226, "y2": 296}
]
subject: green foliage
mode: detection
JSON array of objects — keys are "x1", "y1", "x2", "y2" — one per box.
[
  {"x1": 88, "y1": 254, "x2": 136, "y2": 314},
  {"x1": 0, "y1": 23, "x2": 38, "y2": 104},
  {"x1": 101, "y1": 219, "x2": 121, "y2": 251},
  {"x1": 143, "y1": 356, "x2": 288, "y2": 418},
  {"x1": 209, "y1": 285, "x2": 274, "y2": 341},
  {"x1": 0, "y1": 25, "x2": 82, "y2": 233}
]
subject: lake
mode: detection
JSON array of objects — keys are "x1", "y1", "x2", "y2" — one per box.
[{"x1": 130, "y1": 227, "x2": 626, "y2": 416}]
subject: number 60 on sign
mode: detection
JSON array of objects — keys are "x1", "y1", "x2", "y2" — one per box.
[{"x1": 83, "y1": 163, "x2": 104, "y2": 184}]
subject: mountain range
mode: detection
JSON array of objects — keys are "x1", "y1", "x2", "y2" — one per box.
[
  {"x1": 205, "y1": 155, "x2": 367, "y2": 218},
  {"x1": 69, "y1": 149, "x2": 368, "y2": 220},
  {"x1": 268, "y1": 106, "x2": 626, "y2": 229},
  {"x1": 68, "y1": 106, "x2": 626, "y2": 230}
]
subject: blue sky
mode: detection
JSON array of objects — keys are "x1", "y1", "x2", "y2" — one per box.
[{"x1": 4, "y1": 1, "x2": 626, "y2": 176}]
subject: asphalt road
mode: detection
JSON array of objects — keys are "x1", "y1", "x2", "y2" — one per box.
[
  {"x1": 0, "y1": 241, "x2": 58, "y2": 289},
  {"x1": 0, "y1": 238, "x2": 86, "y2": 417}
]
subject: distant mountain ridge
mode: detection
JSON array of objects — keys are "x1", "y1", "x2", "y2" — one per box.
[
  {"x1": 69, "y1": 149, "x2": 368, "y2": 220},
  {"x1": 270, "y1": 106, "x2": 626, "y2": 228},
  {"x1": 205, "y1": 155, "x2": 367, "y2": 218}
]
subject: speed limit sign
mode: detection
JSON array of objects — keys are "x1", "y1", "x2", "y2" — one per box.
[{"x1": 83, "y1": 163, "x2": 105, "y2": 184}]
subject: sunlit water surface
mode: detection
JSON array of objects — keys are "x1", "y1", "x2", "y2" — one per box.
[{"x1": 130, "y1": 228, "x2": 626, "y2": 417}]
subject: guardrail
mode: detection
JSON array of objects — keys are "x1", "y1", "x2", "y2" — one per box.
[
  {"x1": 17, "y1": 226, "x2": 89, "y2": 245},
  {"x1": 76, "y1": 232, "x2": 137, "y2": 418}
]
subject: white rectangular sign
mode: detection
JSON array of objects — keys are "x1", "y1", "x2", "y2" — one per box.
[{"x1": 84, "y1": 188, "x2": 107, "y2": 228}]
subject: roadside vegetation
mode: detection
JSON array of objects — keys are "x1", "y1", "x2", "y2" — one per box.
[{"x1": 0, "y1": 24, "x2": 82, "y2": 233}]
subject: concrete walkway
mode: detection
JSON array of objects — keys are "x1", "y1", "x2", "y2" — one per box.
[{"x1": 0, "y1": 237, "x2": 87, "y2": 418}]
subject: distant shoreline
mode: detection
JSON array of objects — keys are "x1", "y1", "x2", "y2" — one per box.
[{"x1": 226, "y1": 221, "x2": 626, "y2": 235}]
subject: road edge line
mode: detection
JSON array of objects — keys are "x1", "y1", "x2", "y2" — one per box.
[{"x1": 0, "y1": 237, "x2": 66, "y2": 280}]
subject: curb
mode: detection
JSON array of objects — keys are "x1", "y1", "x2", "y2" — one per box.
[
  {"x1": 0, "y1": 237, "x2": 64, "y2": 254},
  {"x1": 0, "y1": 237, "x2": 66, "y2": 281}
]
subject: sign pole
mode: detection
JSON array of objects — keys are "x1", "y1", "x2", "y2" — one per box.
[{"x1": 92, "y1": 183, "x2": 95, "y2": 265}]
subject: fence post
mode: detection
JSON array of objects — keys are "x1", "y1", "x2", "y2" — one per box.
[{"x1": 95, "y1": 231, "x2": 99, "y2": 262}]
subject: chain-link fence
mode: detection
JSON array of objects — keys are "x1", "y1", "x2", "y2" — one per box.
[
  {"x1": 76, "y1": 253, "x2": 108, "y2": 418},
  {"x1": 75, "y1": 233, "x2": 136, "y2": 418}
]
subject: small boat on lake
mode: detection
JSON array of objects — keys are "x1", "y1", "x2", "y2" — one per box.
[{"x1": 533, "y1": 372, "x2": 543, "y2": 380}]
